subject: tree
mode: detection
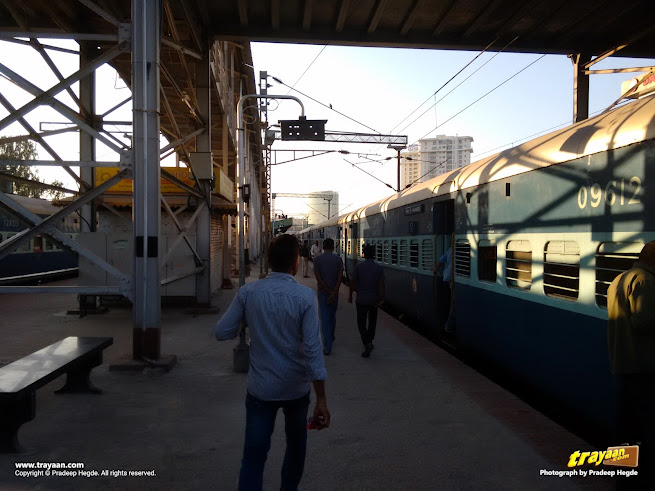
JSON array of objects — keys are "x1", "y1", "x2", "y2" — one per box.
[
  {"x1": 0, "y1": 140, "x2": 66, "y2": 199},
  {"x1": 46, "y1": 179, "x2": 67, "y2": 200}
]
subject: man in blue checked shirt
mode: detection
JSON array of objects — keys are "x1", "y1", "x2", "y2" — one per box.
[{"x1": 214, "y1": 233, "x2": 330, "y2": 491}]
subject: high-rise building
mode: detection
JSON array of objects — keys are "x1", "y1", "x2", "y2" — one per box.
[{"x1": 400, "y1": 135, "x2": 473, "y2": 189}]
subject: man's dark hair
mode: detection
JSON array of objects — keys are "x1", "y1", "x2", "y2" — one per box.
[
  {"x1": 639, "y1": 240, "x2": 655, "y2": 266},
  {"x1": 323, "y1": 238, "x2": 334, "y2": 250},
  {"x1": 363, "y1": 244, "x2": 376, "y2": 259},
  {"x1": 268, "y1": 234, "x2": 300, "y2": 272}
]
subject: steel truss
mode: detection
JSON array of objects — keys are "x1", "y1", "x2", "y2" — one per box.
[
  {"x1": 273, "y1": 130, "x2": 407, "y2": 146},
  {"x1": 0, "y1": 0, "x2": 265, "y2": 363}
]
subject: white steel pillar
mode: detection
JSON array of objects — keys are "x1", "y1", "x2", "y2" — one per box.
[{"x1": 132, "y1": 0, "x2": 162, "y2": 359}]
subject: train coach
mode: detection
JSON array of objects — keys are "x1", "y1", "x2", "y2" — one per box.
[
  {"x1": 0, "y1": 194, "x2": 78, "y2": 283},
  {"x1": 300, "y1": 95, "x2": 655, "y2": 437}
]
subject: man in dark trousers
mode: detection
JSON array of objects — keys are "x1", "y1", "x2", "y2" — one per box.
[
  {"x1": 607, "y1": 240, "x2": 655, "y2": 488},
  {"x1": 313, "y1": 238, "x2": 344, "y2": 355},
  {"x1": 300, "y1": 239, "x2": 310, "y2": 277},
  {"x1": 348, "y1": 243, "x2": 384, "y2": 358},
  {"x1": 214, "y1": 234, "x2": 330, "y2": 491}
]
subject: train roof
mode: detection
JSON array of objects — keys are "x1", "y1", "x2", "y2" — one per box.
[
  {"x1": 0, "y1": 194, "x2": 60, "y2": 217},
  {"x1": 340, "y1": 96, "x2": 655, "y2": 222}
]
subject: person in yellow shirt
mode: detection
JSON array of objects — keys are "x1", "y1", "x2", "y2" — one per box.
[{"x1": 607, "y1": 240, "x2": 655, "y2": 486}]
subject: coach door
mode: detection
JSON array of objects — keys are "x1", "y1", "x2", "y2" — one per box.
[{"x1": 433, "y1": 199, "x2": 455, "y2": 327}]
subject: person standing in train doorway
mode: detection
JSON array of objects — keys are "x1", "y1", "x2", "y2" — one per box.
[
  {"x1": 214, "y1": 234, "x2": 330, "y2": 490},
  {"x1": 607, "y1": 240, "x2": 655, "y2": 488},
  {"x1": 348, "y1": 244, "x2": 385, "y2": 358},
  {"x1": 436, "y1": 244, "x2": 454, "y2": 332},
  {"x1": 313, "y1": 238, "x2": 344, "y2": 355}
]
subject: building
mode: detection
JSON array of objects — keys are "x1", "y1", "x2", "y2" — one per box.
[
  {"x1": 400, "y1": 135, "x2": 473, "y2": 189},
  {"x1": 307, "y1": 191, "x2": 339, "y2": 226}
]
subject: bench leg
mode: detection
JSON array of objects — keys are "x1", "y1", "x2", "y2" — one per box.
[
  {"x1": 54, "y1": 352, "x2": 103, "y2": 394},
  {"x1": 0, "y1": 392, "x2": 35, "y2": 453}
]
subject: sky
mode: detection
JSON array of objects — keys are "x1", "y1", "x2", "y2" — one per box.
[
  {"x1": 1, "y1": 39, "x2": 653, "y2": 218},
  {"x1": 251, "y1": 43, "x2": 655, "y2": 218}
]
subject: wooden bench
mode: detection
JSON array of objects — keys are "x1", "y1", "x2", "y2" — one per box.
[{"x1": 0, "y1": 336, "x2": 113, "y2": 453}]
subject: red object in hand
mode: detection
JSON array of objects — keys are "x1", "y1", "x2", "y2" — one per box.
[{"x1": 306, "y1": 417, "x2": 318, "y2": 429}]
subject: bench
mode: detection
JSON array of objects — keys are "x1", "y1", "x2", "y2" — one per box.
[{"x1": 0, "y1": 336, "x2": 113, "y2": 453}]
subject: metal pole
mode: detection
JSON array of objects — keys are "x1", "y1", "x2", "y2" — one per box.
[
  {"x1": 572, "y1": 53, "x2": 590, "y2": 123},
  {"x1": 195, "y1": 44, "x2": 212, "y2": 306},
  {"x1": 79, "y1": 41, "x2": 97, "y2": 312},
  {"x1": 397, "y1": 149, "x2": 401, "y2": 192},
  {"x1": 236, "y1": 94, "x2": 304, "y2": 287},
  {"x1": 132, "y1": 0, "x2": 162, "y2": 360}
]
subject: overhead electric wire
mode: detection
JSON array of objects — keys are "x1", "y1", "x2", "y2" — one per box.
[
  {"x1": 344, "y1": 158, "x2": 395, "y2": 191},
  {"x1": 415, "y1": 54, "x2": 547, "y2": 144},
  {"x1": 471, "y1": 106, "x2": 610, "y2": 160},
  {"x1": 271, "y1": 76, "x2": 381, "y2": 134},
  {"x1": 397, "y1": 37, "x2": 519, "y2": 136},
  {"x1": 285, "y1": 45, "x2": 328, "y2": 95},
  {"x1": 388, "y1": 37, "x2": 500, "y2": 135}
]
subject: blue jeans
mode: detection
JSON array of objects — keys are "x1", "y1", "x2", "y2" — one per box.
[
  {"x1": 317, "y1": 292, "x2": 338, "y2": 354},
  {"x1": 239, "y1": 391, "x2": 310, "y2": 491}
]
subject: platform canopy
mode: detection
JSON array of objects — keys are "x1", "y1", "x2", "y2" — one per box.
[{"x1": 202, "y1": 0, "x2": 655, "y2": 59}]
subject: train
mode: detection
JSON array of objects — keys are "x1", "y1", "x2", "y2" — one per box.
[
  {"x1": 0, "y1": 194, "x2": 79, "y2": 284},
  {"x1": 297, "y1": 95, "x2": 655, "y2": 439}
]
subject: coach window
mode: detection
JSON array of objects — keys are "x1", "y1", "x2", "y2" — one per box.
[
  {"x1": 44, "y1": 238, "x2": 56, "y2": 252},
  {"x1": 391, "y1": 240, "x2": 398, "y2": 265},
  {"x1": 383, "y1": 240, "x2": 390, "y2": 264},
  {"x1": 478, "y1": 240, "x2": 497, "y2": 282},
  {"x1": 7, "y1": 232, "x2": 31, "y2": 253},
  {"x1": 399, "y1": 240, "x2": 408, "y2": 267},
  {"x1": 421, "y1": 239, "x2": 434, "y2": 271},
  {"x1": 544, "y1": 241, "x2": 580, "y2": 301},
  {"x1": 595, "y1": 242, "x2": 642, "y2": 308},
  {"x1": 409, "y1": 240, "x2": 419, "y2": 268},
  {"x1": 455, "y1": 239, "x2": 471, "y2": 278},
  {"x1": 506, "y1": 240, "x2": 532, "y2": 290}
]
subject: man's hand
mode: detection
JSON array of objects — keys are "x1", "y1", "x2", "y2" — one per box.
[
  {"x1": 312, "y1": 403, "x2": 331, "y2": 430},
  {"x1": 347, "y1": 293, "x2": 353, "y2": 304}
]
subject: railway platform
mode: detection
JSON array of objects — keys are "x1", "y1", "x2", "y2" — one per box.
[{"x1": 0, "y1": 263, "x2": 614, "y2": 490}]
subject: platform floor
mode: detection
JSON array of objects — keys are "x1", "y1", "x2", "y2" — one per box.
[{"x1": 0, "y1": 263, "x2": 613, "y2": 490}]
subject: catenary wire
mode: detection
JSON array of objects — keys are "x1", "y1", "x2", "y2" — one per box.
[
  {"x1": 271, "y1": 76, "x2": 381, "y2": 134},
  {"x1": 387, "y1": 38, "x2": 500, "y2": 135},
  {"x1": 414, "y1": 54, "x2": 547, "y2": 144},
  {"x1": 397, "y1": 37, "x2": 519, "y2": 136},
  {"x1": 285, "y1": 45, "x2": 328, "y2": 95}
]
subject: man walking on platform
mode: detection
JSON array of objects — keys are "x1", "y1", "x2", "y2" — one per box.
[
  {"x1": 313, "y1": 238, "x2": 344, "y2": 355},
  {"x1": 348, "y1": 244, "x2": 384, "y2": 358},
  {"x1": 214, "y1": 234, "x2": 330, "y2": 491}
]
